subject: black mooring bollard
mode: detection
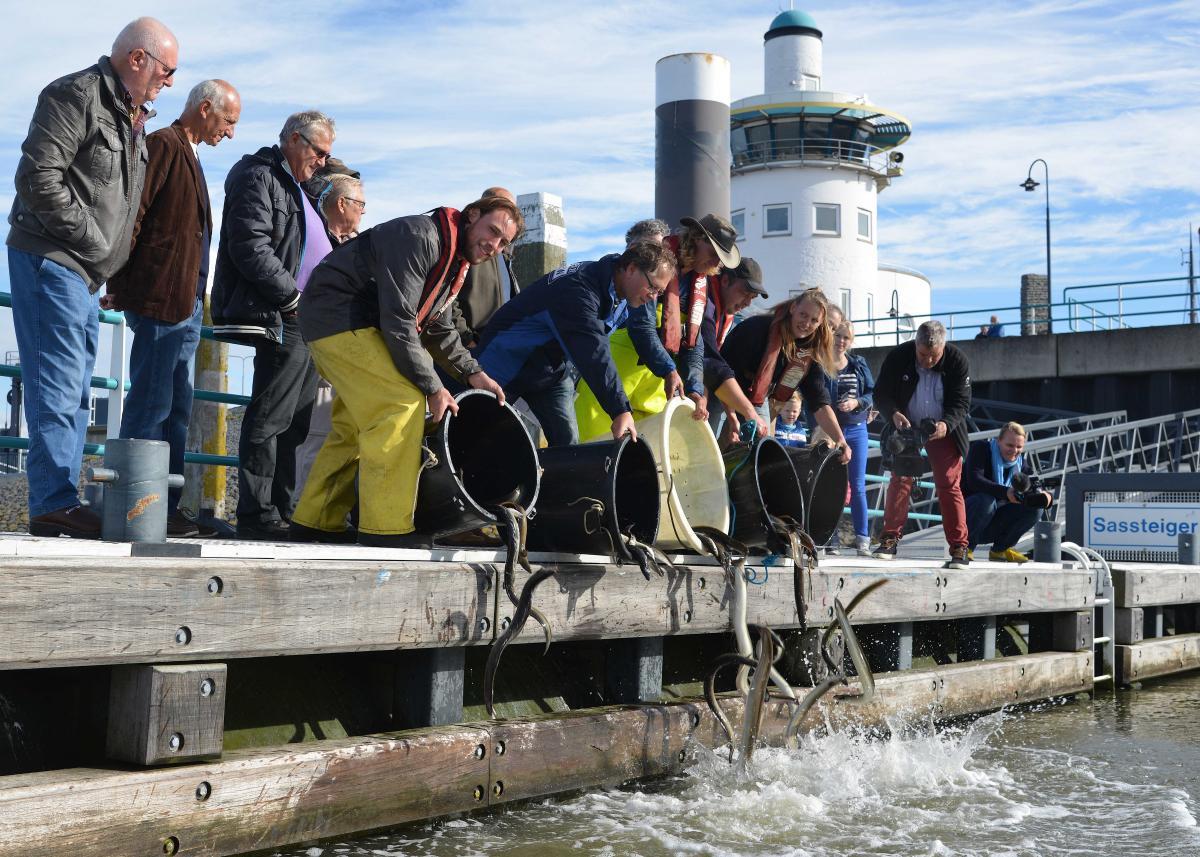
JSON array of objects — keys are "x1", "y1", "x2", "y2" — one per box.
[{"x1": 1033, "y1": 520, "x2": 1063, "y2": 563}]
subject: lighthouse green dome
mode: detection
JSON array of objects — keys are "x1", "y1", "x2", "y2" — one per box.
[{"x1": 766, "y1": 9, "x2": 822, "y2": 39}]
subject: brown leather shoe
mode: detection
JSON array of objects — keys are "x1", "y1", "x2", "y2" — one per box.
[
  {"x1": 167, "y1": 512, "x2": 200, "y2": 538},
  {"x1": 29, "y1": 505, "x2": 102, "y2": 539}
]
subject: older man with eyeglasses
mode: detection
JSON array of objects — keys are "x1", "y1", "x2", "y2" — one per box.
[
  {"x1": 212, "y1": 110, "x2": 336, "y2": 540},
  {"x1": 7, "y1": 17, "x2": 178, "y2": 539}
]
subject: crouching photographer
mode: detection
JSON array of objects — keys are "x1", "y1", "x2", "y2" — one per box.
[
  {"x1": 963, "y1": 422, "x2": 1052, "y2": 563},
  {"x1": 872, "y1": 321, "x2": 972, "y2": 569}
]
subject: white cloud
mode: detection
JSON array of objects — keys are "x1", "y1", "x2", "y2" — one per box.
[{"x1": 0, "y1": 0, "x2": 1197, "y2": 377}]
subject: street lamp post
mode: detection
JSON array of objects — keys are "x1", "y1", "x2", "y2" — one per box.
[{"x1": 1021, "y1": 159, "x2": 1051, "y2": 332}]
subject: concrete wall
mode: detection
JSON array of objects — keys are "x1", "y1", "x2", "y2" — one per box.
[{"x1": 855, "y1": 323, "x2": 1200, "y2": 420}]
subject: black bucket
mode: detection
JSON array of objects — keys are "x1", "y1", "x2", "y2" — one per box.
[
  {"x1": 785, "y1": 445, "x2": 849, "y2": 546},
  {"x1": 723, "y1": 437, "x2": 806, "y2": 551},
  {"x1": 413, "y1": 391, "x2": 541, "y2": 540},
  {"x1": 526, "y1": 436, "x2": 660, "y2": 559}
]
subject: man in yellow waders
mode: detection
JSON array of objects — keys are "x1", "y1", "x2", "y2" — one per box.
[
  {"x1": 288, "y1": 196, "x2": 520, "y2": 546},
  {"x1": 574, "y1": 214, "x2": 741, "y2": 442}
]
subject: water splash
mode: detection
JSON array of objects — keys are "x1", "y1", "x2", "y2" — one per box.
[{"x1": 272, "y1": 699, "x2": 1200, "y2": 857}]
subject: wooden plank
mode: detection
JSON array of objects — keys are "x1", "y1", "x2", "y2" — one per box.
[
  {"x1": 1115, "y1": 607, "x2": 1144, "y2": 644},
  {"x1": 1112, "y1": 566, "x2": 1200, "y2": 607},
  {"x1": 0, "y1": 558, "x2": 492, "y2": 670},
  {"x1": 1118, "y1": 633, "x2": 1200, "y2": 683},
  {"x1": 806, "y1": 567, "x2": 1094, "y2": 625},
  {"x1": 0, "y1": 650, "x2": 1093, "y2": 856},
  {"x1": 1052, "y1": 611, "x2": 1094, "y2": 652},
  {"x1": 0, "y1": 554, "x2": 1096, "y2": 669},
  {"x1": 0, "y1": 726, "x2": 492, "y2": 857},
  {"x1": 106, "y1": 664, "x2": 226, "y2": 765}
]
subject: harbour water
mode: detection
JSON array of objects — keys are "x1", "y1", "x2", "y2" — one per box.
[{"x1": 269, "y1": 673, "x2": 1200, "y2": 857}]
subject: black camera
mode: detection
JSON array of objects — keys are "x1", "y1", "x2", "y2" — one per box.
[
  {"x1": 1011, "y1": 473, "x2": 1051, "y2": 508},
  {"x1": 881, "y1": 424, "x2": 927, "y2": 477},
  {"x1": 918, "y1": 418, "x2": 938, "y2": 438}
]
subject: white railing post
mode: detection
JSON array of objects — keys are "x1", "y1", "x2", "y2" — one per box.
[{"x1": 106, "y1": 314, "x2": 125, "y2": 441}]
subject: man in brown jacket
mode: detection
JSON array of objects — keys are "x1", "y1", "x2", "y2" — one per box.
[{"x1": 106, "y1": 79, "x2": 241, "y2": 536}]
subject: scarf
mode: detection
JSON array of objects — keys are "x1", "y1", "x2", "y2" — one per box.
[
  {"x1": 989, "y1": 438, "x2": 1022, "y2": 487},
  {"x1": 749, "y1": 305, "x2": 813, "y2": 406},
  {"x1": 711, "y1": 277, "x2": 734, "y2": 348}
]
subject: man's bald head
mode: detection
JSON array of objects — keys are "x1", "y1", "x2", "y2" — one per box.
[
  {"x1": 481, "y1": 186, "x2": 515, "y2": 204},
  {"x1": 111, "y1": 17, "x2": 178, "y2": 107}
]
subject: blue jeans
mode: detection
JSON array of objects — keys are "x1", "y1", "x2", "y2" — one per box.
[
  {"x1": 842, "y1": 421, "x2": 870, "y2": 537},
  {"x1": 120, "y1": 297, "x2": 203, "y2": 514},
  {"x1": 8, "y1": 248, "x2": 99, "y2": 517},
  {"x1": 519, "y1": 370, "x2": 579, "y2": 447},
  {"x1": 965, "y1": 493, "x2": 1041, "y2": 552}
]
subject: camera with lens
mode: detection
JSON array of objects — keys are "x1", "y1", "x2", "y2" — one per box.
[
  {"x1": 1010, "y1": 472, "x2": 1051, "y2": 508},
  {"x1": 881, "y1": 424, "x2": 927, "y2": 477}
]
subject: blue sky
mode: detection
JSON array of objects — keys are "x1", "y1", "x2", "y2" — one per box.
[{"x1": 1, "y1": 0, "x2": 1198, "y2": 381}]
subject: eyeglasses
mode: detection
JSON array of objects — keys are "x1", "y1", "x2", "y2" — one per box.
[
  {"x1": 642, "y1": 270, "x2": 665, "y2": 299},
  {"x1": 138, "y1": 49, "x2": 176, "y2": 78},
  {"x1": 297, "y1": 131, "x2": 331, "y2": 161},
  {"x1": 342, "y1": 197, "x2": 366, "y2": 212}
]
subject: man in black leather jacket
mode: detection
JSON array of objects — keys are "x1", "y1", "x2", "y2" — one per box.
[{"x1": 6, "y1": 17, "x2": 177, "y2": 539}]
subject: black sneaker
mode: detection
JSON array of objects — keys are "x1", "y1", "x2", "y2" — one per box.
[
  {"x1": 824, "y1": 546, "x2": 841, "y2": 556},
  {"x1": 872, "y1": 533, "x2": 899, "y2": 560},
  {"x1": 944, "y1": 544, "x2": 971, "y2": 570},
  {"x1": 236, "y1": 519, "x2": 291, "y2": 541}
]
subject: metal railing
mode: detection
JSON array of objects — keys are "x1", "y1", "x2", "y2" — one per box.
[
  {"x1": 851, "y1": 276, "x2": 1196, "y2": 343},
  {"x1": 732, "y1": 137, "x2": 894, "y2": 175},
  {"x1": 0, "y1": 291, "x2": 247, "y2": 469},
  {"x1": 864, "y1": 408, "x2": 1200, "y2": 534}
]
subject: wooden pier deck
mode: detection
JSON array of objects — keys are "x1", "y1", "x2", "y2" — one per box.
[{"x1": 0, "y1": 535, "x2": 1192, "y2": 856}]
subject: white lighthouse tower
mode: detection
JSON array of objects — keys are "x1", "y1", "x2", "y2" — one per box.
[{"x1": 730, "y1": 9, "x2": 929, "y2": 342}]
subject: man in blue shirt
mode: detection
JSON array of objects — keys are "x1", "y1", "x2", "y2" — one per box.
[{"x1": 475, "y1": 241, "x2": 676, "y2": 444}]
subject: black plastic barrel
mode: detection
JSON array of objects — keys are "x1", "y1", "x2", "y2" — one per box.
[
  {"x1": 526, "y1": 436, "x2": 660, "y2": 559},
  {"x1": 785, "y1": 445, "x2": 849, "y2": 546},
  {"x1": 413, "y1": 391, "x2": 541, "y2": 540},
  {"x1": 723, "y1": 437, "x2": 806, "y2": 551}
]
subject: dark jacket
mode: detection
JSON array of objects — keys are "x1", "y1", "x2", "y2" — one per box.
[
  {"x1": 874, "y1": 340, "x2": 972, "y2": 457},
  {"x1": 809, "y1": 352, "x2": 875, "y2": 430},
  {"x1": 477, "y1": 256, "x2": 632, "y2": 418},
  {"x1": 719, "y1": 313, "x2": 832, "y2": 411},
  {"x1": 625, "y1": 297, "x2": 705, "y2": 397},
  {"x1": 299, "y1": 214, "x2": 480, "y2": 396},
  {"x1": 211, "y1": 145, "x2": 304, "y2": 343},
  {"x1": 7, "y1": 55, "x2": 149, "y2": 290},
  {"x1": 107, "y1": 123, "x2": 211, "y2": 323},
  {"x1": 700, "y1": 294, "x2": 736, "y2": 391},
  {"x1": 963, "y1": 438, "x2": 1034, "y2": 501},
  {"x1": 451, "y1": 252, "x2": 520, "y2": 346}
]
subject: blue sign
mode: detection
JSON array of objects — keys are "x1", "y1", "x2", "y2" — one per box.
[{"x1": 1085, "y1": 502, "x2": 1200, "y2": 550}]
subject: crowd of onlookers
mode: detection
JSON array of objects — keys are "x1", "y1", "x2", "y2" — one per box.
[{"x1": 6, "y1": 16, "x2": 1051, "y2": 567}]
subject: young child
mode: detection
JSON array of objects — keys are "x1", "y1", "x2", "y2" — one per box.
[{"x1": 773, "y1": 393, "x2": 807, "y2": 448}]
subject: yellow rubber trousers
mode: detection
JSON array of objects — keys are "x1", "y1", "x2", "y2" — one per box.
[{"x1": 292, "y1": 328, "x2": 426, "y2": 536}]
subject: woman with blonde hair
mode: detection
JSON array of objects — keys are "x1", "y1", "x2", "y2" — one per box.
[
  {"x1": 814, "y1": 320, "x2": 875, "y2": 554},
  {"x1": 718, "y1": 287, "x2": 850, "y2": 463}
]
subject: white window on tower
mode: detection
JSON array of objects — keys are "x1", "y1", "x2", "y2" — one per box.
[
  {"x1": 866, "y1": 294, "x2": 875, "y2": 333},
  {"x1": 858, "y1": 208, "x2": 872, "y2": 242},
  {"x1": 813, "y1": 203, "x2": 840, "y2": 236},
  {"x1": 840, "y1": 289, "x2": 852, "y2": 320},
  {"x1": 763, "y1": 203, "x2": 791, "y2": 237},
  {"x1": 731, "y1": 209, "x2": 745, "y2": 240}
]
